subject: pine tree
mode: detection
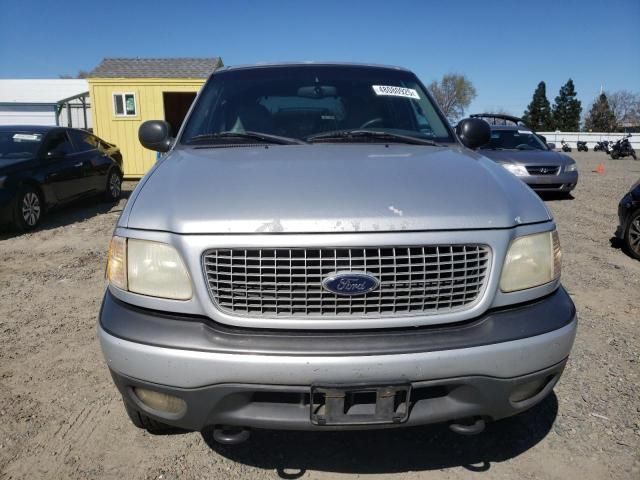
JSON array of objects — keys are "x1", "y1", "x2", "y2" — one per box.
[
  {"x1": 552, "y1": 79, "x2": 582, "y2": 131},
  {"x1": 584, "y1": 93, "x2": 617, "y2": 132},
  {"x1": 522, "y1": 82, "x2": 554, "y2": 131}
]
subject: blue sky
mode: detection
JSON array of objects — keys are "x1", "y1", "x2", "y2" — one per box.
[{"x1": 1, "y1": 0, "x2": 639, "y2": 116}]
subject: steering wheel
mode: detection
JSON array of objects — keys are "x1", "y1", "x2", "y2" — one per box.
[
  {"x1": 359, "y1": 117, "x2": 384, "y2": 129},
  {"x1": 515, "y1": 144, "x2": 532, "y2": 150}
]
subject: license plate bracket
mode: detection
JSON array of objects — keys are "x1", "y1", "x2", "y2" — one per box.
[{"x1": 310, "y1": 384, "x2": 411, "y2": 426}]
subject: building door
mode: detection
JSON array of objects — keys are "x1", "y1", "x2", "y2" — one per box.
[{"x1": 163, "y1": 92, "x2": 197, "y2": 136}]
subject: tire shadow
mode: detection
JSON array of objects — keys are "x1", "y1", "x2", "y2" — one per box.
[{"x1": 203, "y1": 392, "x2": 558, "y2": 478}]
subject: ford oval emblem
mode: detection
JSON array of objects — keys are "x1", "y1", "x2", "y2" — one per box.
[{"x1": 322, "y1": 272, "x2": 380, "y2": 296}]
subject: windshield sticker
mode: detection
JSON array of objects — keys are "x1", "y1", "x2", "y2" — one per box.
[
  {"x1": 491, "y1": 133, "x2": 500, "y2": 139},
  {"x1": 517, "y1": 130, "x2": 532, "y2": 135},
  {"x1": 372, "y1": 85, "x2": 420, "y2": 100},
  {"x1": 13, "y1": 133, "x2": 42, "y2": 142}
]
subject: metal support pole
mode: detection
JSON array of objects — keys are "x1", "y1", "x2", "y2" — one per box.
[
  {"x1": 66, "y1": 102, "x2": 72, "y2": 127},
  {"x1": 81, "y1": 97, "x2": 87, "y2": 129}
]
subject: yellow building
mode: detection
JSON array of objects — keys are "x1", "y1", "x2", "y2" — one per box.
[{"x1": 87, "y1": 57, "x2": 223, "y2": 178}]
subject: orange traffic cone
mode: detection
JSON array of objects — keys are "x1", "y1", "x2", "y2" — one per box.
[{"x1": 594, "y1": 163, "x2": 605, "y2": 174}]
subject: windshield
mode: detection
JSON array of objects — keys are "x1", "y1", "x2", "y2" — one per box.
[
  {"x1": 481, "y1": 129, "x2": 548, "y2": 151},
  {"x1": 181, "y1": 65, "x2": 454, "y2": 144},
  {"x1": 0, "y1": 131, "x2": 43, "y2": 158}
]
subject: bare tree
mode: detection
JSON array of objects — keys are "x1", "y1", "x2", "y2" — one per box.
[
  {"x1": 58, "y1": 70, "x2": 90, "y2": 79},
  {"x1": 607, "y1": 90, "x2": 640, "y2": 127},
  {"x1": 427, "y1": 73, "x2": 477, "y2": 122},
  {"x1": 483, "y1": 106, "x2": 513, "y2": 116}
]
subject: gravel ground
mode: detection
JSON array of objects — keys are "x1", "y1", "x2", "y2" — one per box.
[{"x1": 1, "y1": 151, "x2": 639, "y2": 479}]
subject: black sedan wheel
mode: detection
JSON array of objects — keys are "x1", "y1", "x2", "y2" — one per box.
[
  {"x1": 14, "y1": 186, "x2": 42, "y2": 231},
  {"x1": 104, "y1": 170, "x2": 122, "y2": 202},
  {"x1": 624, "y1": 210, "x2": 640, "y2": 260}
]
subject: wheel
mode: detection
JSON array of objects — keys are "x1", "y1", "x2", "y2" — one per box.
[
  {"x1": 123, "y1": 401, "x2": 172, "y2": 433},
  {"x1": 13, "y1": 186, "x2": 43, "y2": 232},
  {"x1": 632, "y1": 149, "x2": 637, "y2": 160},
  {"x1": 103, "y1": 169, "x2": 122, "y2": 202},
  {"x1": 623, "y1": 210, "x2": 640, "y2": 260},
  {"x1": 611, "y1": 152, "x2": 619, "y2": 159}
]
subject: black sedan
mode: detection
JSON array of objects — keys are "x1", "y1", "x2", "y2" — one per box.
[
  {"x1": 616, "y1": 179, "x2": 640, "y2": 260},
  {"x1": 0, "y1": 125, "x2": 123, "y2": 231}
]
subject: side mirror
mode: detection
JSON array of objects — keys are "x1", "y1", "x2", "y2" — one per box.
[
  {"x1": 455, "y1": 118, "x2": 491, "y2": 149},
  {"x1": 139, "y1": 120, "x2": 173, "y2": 152},
  {"x1": 547, "y1": 143, "x2": 556, "y2": 150}
]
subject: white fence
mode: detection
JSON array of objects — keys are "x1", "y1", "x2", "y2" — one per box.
[{"x1": 538, "y1": 131, "x2": 639, "y2": 149}]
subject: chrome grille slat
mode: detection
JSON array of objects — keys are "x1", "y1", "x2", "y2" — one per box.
[
  {"x1": 525, "y1": 165, "x2": 560, "y2": 175},
  {"x1": 203, "y1": 245, "x2": 491, "y2": 318}
]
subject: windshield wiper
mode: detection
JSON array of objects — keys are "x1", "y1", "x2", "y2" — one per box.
[
  {"x1": 307, "y1": 130, "x2": 441, "y2": 146},
  {"x1": 187, "y1": 131, "x2": 306, "y2": 146}
]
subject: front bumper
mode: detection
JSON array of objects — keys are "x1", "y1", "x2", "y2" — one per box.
[
  {"x1": 616, "y1": 192, "x2": 635, "y2": 239},
  {"x1": 99, "y1": 288, "x2": 577, "y2": 431},
  {"x1": 523, "y1": 171, "x2": 579, "y2": 192}
]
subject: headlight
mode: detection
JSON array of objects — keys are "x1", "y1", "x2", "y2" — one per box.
[
  {"x1": 500, "y1": 163, "x2": 528, "y2": 176},
  {"x1": 565, "y1": 163, "x2": 577, "y2": 172},
  {"x1": 107, "y1": 236, "x2": 127, "y2": 290},
  {"x1": 106, "y1": 236, "x2": 192, "y2": 300},
  {"x1": 500, "y1": 230, "x2": 561, "y2": 292}
]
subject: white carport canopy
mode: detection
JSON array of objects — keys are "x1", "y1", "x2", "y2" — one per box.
[{"x1": 0, "y1": 79, "x2": 90, "y2": 128}]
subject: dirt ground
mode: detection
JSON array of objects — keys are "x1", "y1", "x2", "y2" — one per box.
[{"x1": 1, "y1": 151, "x2": 639, "y2": 480}]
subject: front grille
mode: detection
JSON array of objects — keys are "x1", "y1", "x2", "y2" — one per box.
[
  {"x1": 203, "y1": 245, "x2": 491, "y2": 317},
  {"x1": 526, "y1": 165, "x2": 560, "y2": 175}
]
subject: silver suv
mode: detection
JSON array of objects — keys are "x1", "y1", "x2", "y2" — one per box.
[{"x1": 99, "y1": 63, "x2": 576, "y2": 443}]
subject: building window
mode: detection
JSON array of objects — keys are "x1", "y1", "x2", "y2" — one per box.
[{"x1": 113, "y1": 93, "x2": 137, "y2": 117}]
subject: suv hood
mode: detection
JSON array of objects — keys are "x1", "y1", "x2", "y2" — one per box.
[
  {"x1": 480, "y1": 149, "x2": 574, "y2": 166},
  {"x1": 125, "y1": 144, "x2": 551, "y2": 234}
]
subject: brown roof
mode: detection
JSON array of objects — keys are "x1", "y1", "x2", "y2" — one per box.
[{"x1": 88, "y1": 57, "x2": 223, "y2": 78}]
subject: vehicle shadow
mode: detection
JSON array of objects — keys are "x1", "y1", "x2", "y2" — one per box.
[
  {"x1": 609, "y1": 236, "x2": 623, "y2": 250},
  {"x1": 537, "y1": 192, "x2": 574, "y2": 201},
  {"x1": 203, "y1": 393, "x2": 558, "y2": 478},
  {"x1": 0, "y1": 186, "x2": 134, "y2": 240}
]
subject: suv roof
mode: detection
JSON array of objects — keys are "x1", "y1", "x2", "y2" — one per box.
[
  {"x1": 470, "y1": 113, "x2": 531, "y2": 129},
  {"x1": 218, "y1": 61, "x2": 411, "y2": 73}
]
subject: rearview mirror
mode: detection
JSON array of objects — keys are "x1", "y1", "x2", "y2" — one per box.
[
  {"x1": 455, "y1": 118, "x2": 491, "y2": 149},
  {"x1": 297, "y1": 85, "x2": 337, "y2": 99},
  {"x1": 139, "y1": 120, "x2": 173, "y2": 152}
]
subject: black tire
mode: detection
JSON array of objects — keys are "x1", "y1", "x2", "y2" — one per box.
[
  {"x1": 123, "y1": 401, "x2": 172, "y2": 433},
  {"x1": 12, "y1": 185, "x2": 43, "y2": 232},
  {"x1": 611, "y1": 151, "x2": 619, "y2": 159},
  {"x1": 631, "y1": 149, "x2": 637, "y2": 160},
  {"x1": 623, "y1": 210, "x2": 640, "y2": 260},
  {"x1": 103, "y1": 169, "x2": 122, "y2": 202}
]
